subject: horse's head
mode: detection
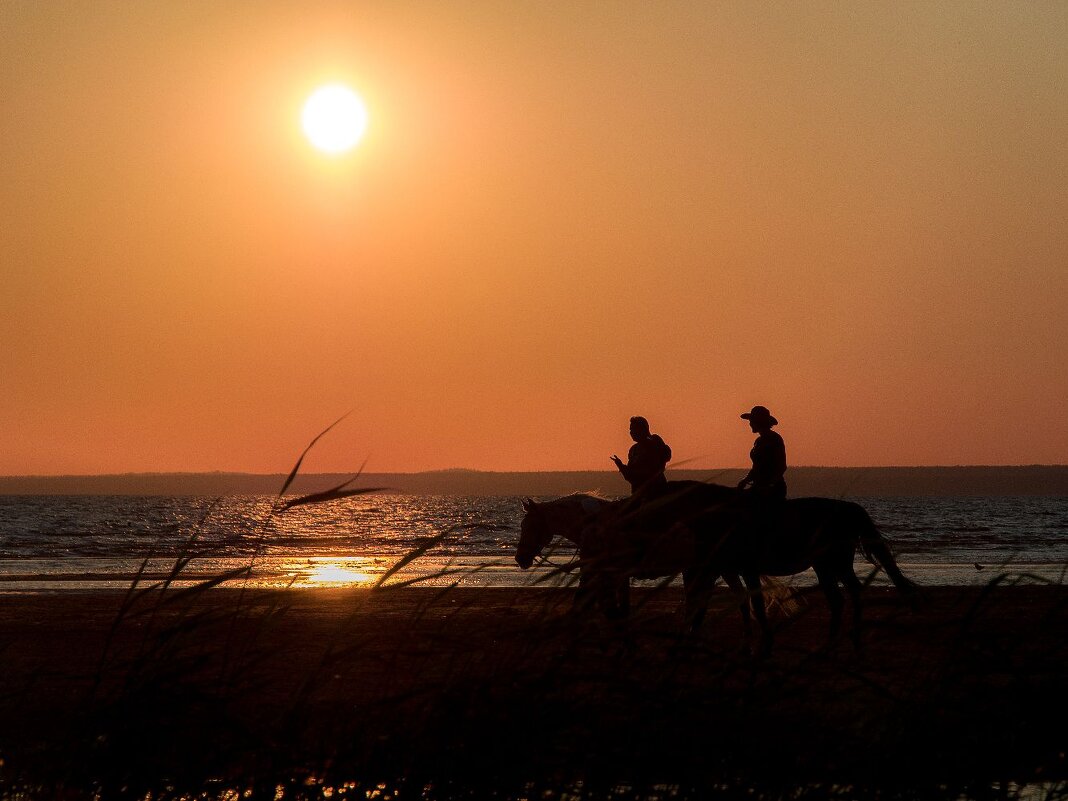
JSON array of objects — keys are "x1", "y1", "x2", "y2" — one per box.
[{"x1": 515, "y1": 498, "x2": 554, "y2": 570}]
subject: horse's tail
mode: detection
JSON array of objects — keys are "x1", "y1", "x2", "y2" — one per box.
[{"x1": 852, "y1": 504, "x2": 917, "y2": 596}]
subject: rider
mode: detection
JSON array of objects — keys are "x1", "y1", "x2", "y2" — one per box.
[
  {"x1": 737, "y1": 405, "x2": 787, "y2": 502},
  {"x1": 608, "y1": 416, "x2": 673, "y2": 574},
  {"x1": 611, "y1": 416, "x2": 672, "y2": 498}
]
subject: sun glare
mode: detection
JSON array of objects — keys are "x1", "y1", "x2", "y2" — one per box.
[
  {"x1": 301, "y1": 83, "x2": 368, "y2": 155},
  {"x1": 307, "y1": 563, "x2": 374, "y2": 586}
]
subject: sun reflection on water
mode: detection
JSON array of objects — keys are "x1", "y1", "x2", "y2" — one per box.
[{"x1": 303, "y1": 560, "x2": 377, "y2": 586}]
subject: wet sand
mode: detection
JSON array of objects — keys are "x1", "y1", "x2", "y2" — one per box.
[{"x1": 0, "y1": 584, "x2": 1065, "y2": 797}]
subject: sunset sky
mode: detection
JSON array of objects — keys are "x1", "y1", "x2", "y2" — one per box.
[{"x1": 2, "y1": 2, "x2": 1066, "y2": 475}]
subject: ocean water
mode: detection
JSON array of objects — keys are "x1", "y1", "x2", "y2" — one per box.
[{"x1": 0, "y1": 494, "x2": 1065, "y2": 590}]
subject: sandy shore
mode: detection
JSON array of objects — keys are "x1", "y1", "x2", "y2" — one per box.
[{"x1": 0, "y1": 584, "x2": 1065, "y2": 798}]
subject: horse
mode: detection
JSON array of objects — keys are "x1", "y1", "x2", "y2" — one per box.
[
  {"x1": 673, "y1": 494, "x2": 917, "y2": 652},
  {"x1": 515, "y1": 481, "x2": 752, "y2": 626},
  {"x1": 517, "y1": 482, "x2": 916, "y2": 652}
]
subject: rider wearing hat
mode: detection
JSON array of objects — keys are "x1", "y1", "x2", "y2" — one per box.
[{"x1": 737, "y1": 405, "x2": 787, "y2": 502}]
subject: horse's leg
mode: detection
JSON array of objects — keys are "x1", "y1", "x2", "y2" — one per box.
[
  {"x1": 616, "y1": 576, "x2": 631, "y2": 617},
  {"x1": 573, "y1": 568, "x2": 595, "y2": 612},
  {"x1": 743, "y1": 572, "x2": 771, "y2": 657},
  {"x1": 683, "y1": 572, "x2": 700, "y2": 632},
  {"x1": 723, "y1": 574, "x2": 751, "y2": 640},
  {"x1": 814, "y1": 565, "x2": 844, "y2": 647},
  {"x1": 599, "y1": 569, "x2": 629, "y2": 621},
  {"x1": 583, "y1": 561, "x2": 614, "y2": 620},
  {"x1": 842, "y1": 565, "x2": 864, "y2": 652},
  {"x1": 683, "y1": 569, "x2": 718, "y2": 633},
  {"x1": 683, "y1": 569, "x2": 702, "y2": 631}
]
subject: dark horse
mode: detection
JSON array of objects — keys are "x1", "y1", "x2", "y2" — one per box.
[
  {"x1": 516, "y1": 482, "x2": 754, "y2": 629},
  {"x1": 516, "y1": 481, "x2": 915, "y2": 651}
]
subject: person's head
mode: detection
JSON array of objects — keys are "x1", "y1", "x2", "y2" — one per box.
[
  {"x1": 629, "y1": 416, "x2": 650, "y2": 441},
  {"x1": 741, "y1": 405, "x2": 777, "y2": 433}
]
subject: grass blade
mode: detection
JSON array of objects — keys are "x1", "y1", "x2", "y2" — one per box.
[
  {"x1": 277, "y1": 409, "x2": 353, "y2": 499},
  {"x1": 280, "y1": 486, "x2": 389, "y2": 511}
]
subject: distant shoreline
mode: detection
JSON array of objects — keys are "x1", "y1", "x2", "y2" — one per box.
[{"x1": 1, "y1": 465, "x2": 1067, "y2": 496}]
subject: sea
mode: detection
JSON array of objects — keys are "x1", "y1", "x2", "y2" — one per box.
[{"x1": 0, "y1": 494, "x2": 1065, "y2": 591}]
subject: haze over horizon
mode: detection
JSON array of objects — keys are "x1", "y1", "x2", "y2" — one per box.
[
  {"x1": 4, "y1": 465, "x2": 1068, "y2": 499},
  {"x1": 4, "y1": 462, "x2": 1068, "y2": 479},
  {"x1": 3, "y1": 3, "x2": 1066, "y2": 475}
]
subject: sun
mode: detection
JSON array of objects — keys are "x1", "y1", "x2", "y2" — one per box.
[{"x1": 301, "y1": 83, "x2": 368, "y2": 155}]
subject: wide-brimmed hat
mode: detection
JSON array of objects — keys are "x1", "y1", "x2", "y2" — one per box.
[{"x1": 741, "y1": 405, "x2": 778, "y2": 426}]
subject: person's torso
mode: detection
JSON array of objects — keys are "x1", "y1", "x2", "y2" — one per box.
[
  {"x1": 749, "y1": 432, "x2": 786, "y2": 485},
  {"x1": 627, "y1": 436, "x2": 671, "y2": 483}
]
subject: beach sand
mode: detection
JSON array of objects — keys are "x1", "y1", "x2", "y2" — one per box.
[{"x1": 0, "y1": 584, "x2": 1065, "y2": 798}]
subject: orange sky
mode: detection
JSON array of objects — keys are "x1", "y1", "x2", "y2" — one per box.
[{"x1": 2, "y1": 3, "x2": 1066, "y2": 474}]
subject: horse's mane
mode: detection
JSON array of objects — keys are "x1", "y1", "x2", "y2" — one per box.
[
  {"x1": 563, "y1": 489, "x2": 613, "y2": 501},
  {"x1": 531, "y1": 490, "x2": 615, "y2": 518}
]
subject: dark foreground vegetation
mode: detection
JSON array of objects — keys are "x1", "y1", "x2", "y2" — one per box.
[{"x1": 0, "y1": 582, "x2": 1065, "y2": 800}]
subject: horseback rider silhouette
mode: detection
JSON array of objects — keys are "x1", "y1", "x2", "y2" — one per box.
[
  {"x1": 737, "y1": 405, "x2": 787, "y2": 501},
  {"x1": 611, "y1": 416, "x2": 672, "y2": 497},
  {"x1": 602, "y1": 416, "x2": 674, "y2": 607}
]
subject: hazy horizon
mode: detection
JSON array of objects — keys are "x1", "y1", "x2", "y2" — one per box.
[
  {"x1": 3, "y1": 3, "x2": 1066, "y2": 474},
  {"x1": 4, "y1": 465, "x2": 1067, "y2": 498},
  {"x1": 4, "y1": 462, "x2": 1068, "y2": 478}
]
